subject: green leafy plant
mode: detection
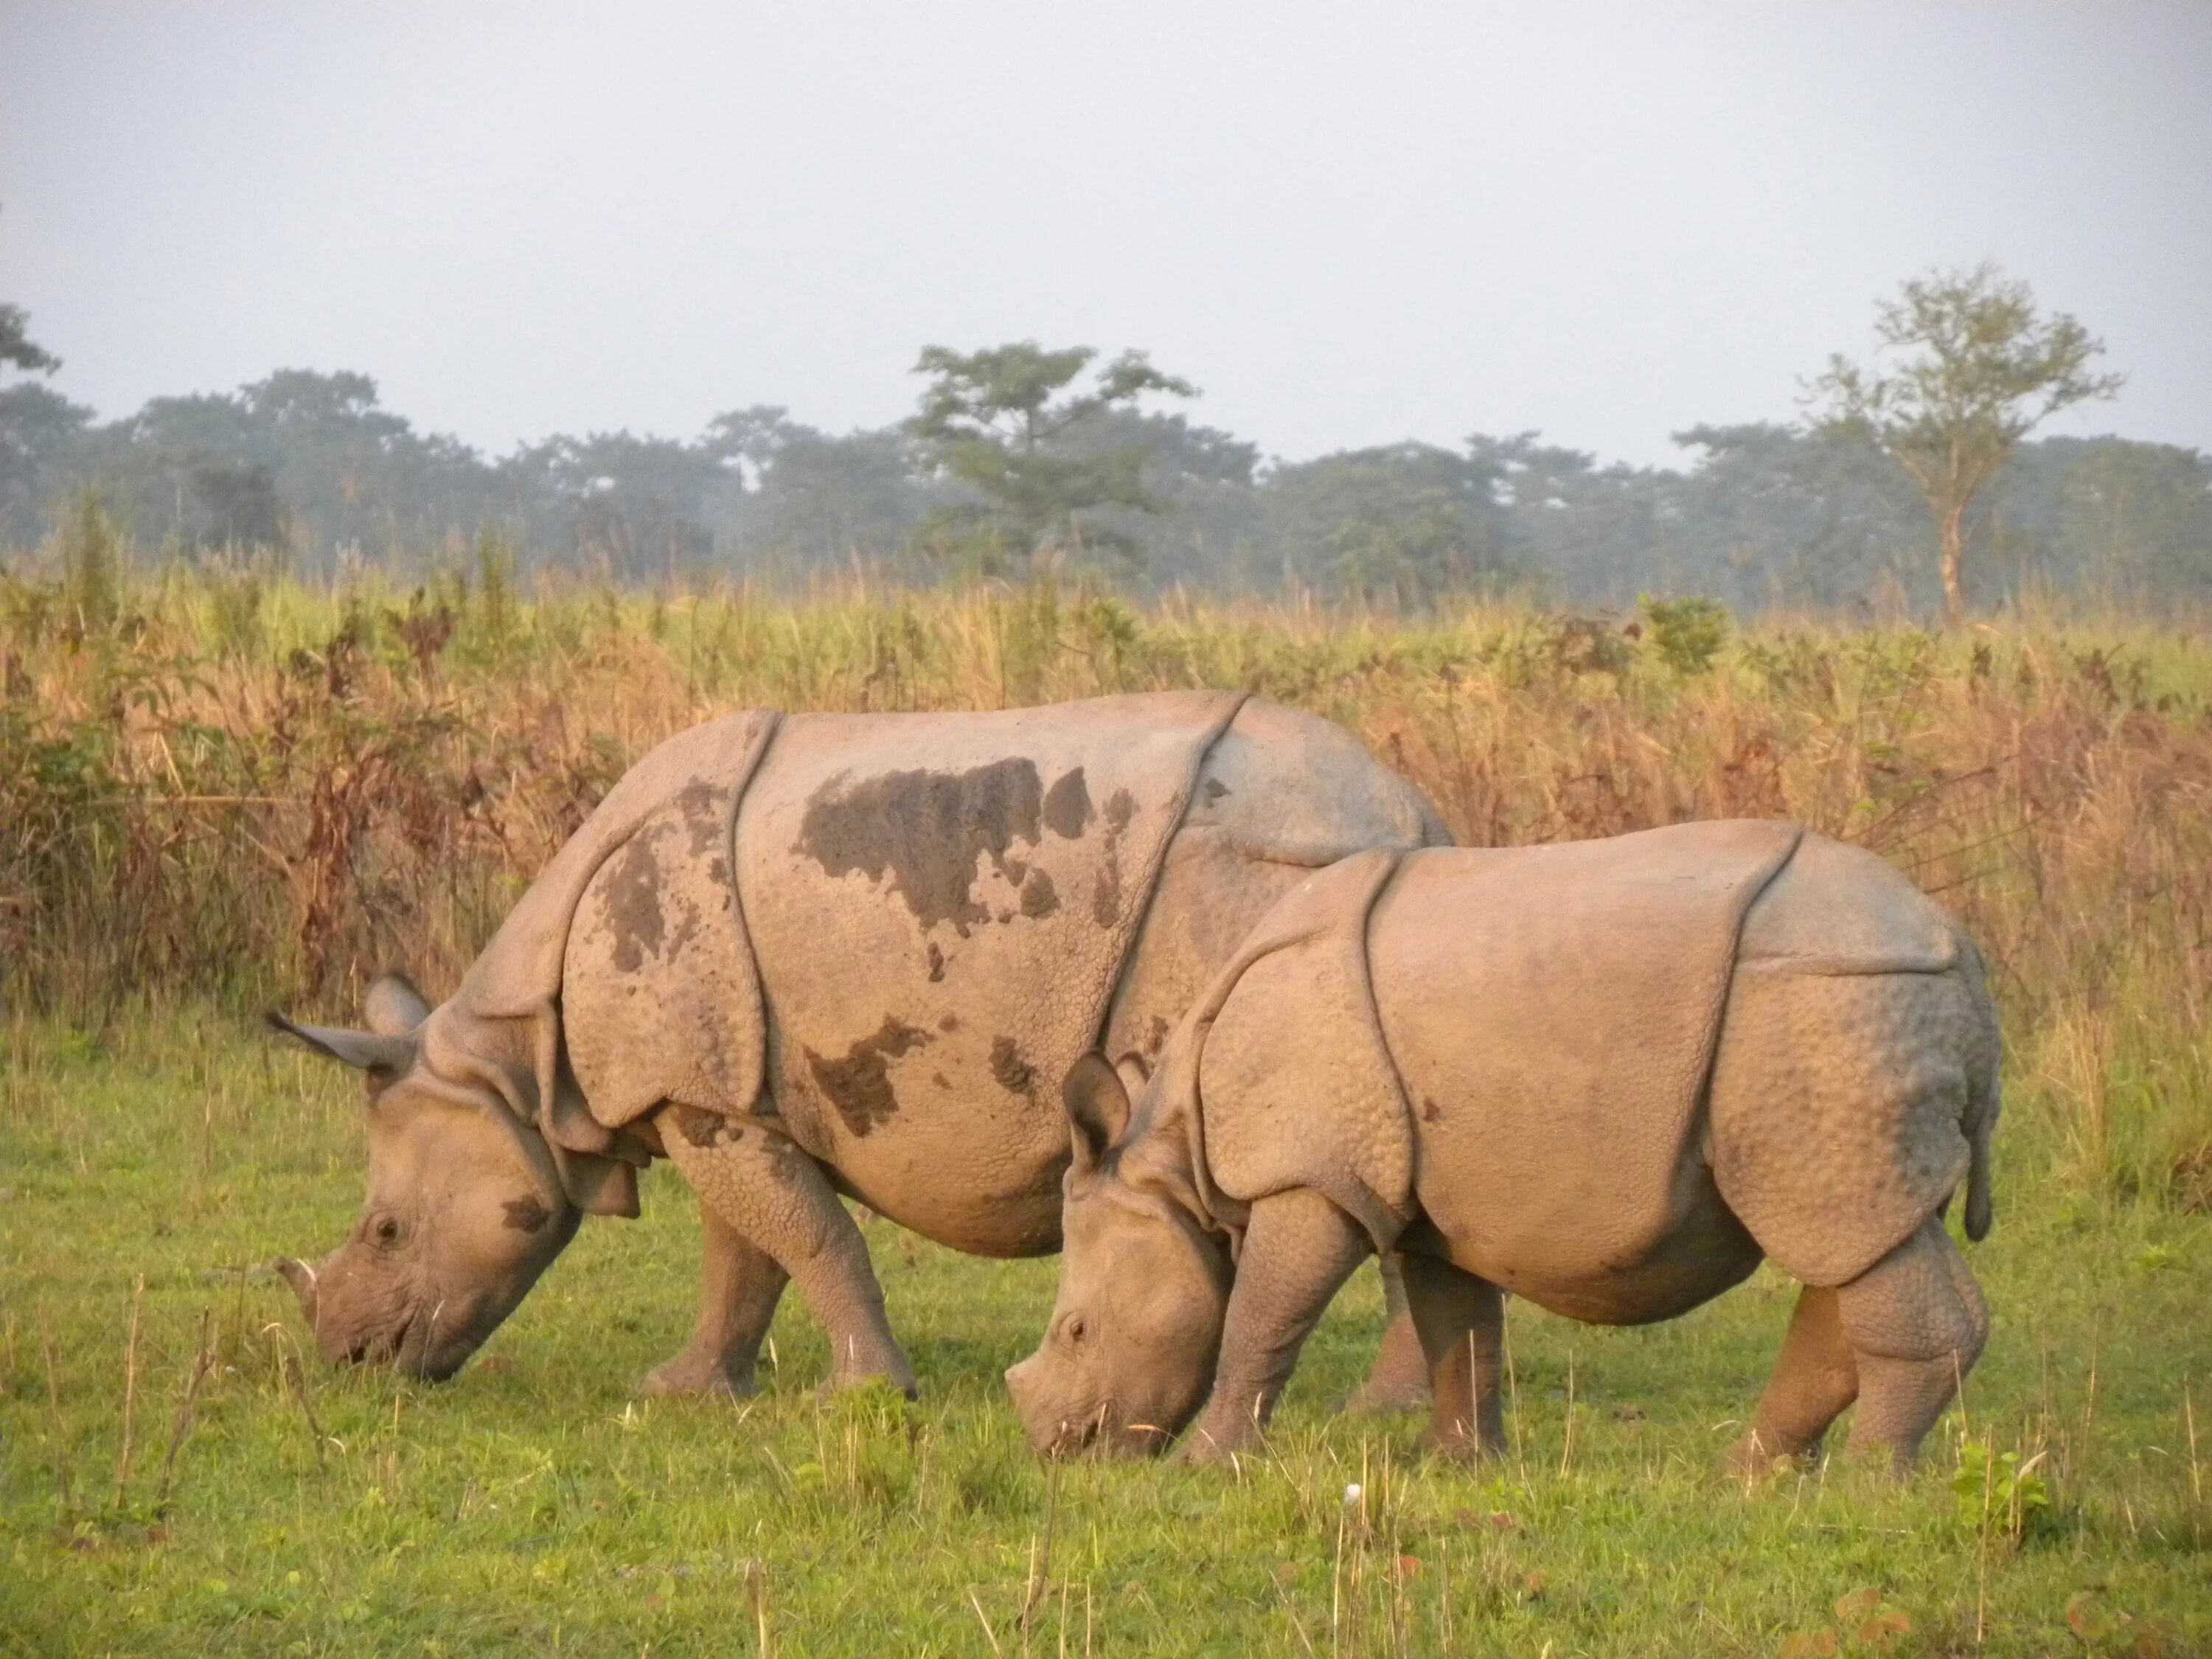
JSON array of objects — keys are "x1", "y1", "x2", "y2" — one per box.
[
  {"x1": 1954, "y1": 1441, "x2": 2056, "y2": 1545},
  {"x1": 1638, "y1": 594, "x2": 1731, "y2": 674},
  {"x1": 58, "y1": 489, "x2": 126, "y2": 635}
]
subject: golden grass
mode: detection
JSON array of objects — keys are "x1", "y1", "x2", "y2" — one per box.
[{"x1": 4, "y1": 564, "x2": 2209, "y2": 1207}]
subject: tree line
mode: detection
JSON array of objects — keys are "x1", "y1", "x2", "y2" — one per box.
[{"x1": 4, "y1": 265, "x2": 2207, "y2": 615}]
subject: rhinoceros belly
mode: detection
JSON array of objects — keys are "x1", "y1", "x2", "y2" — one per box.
[
  {"x1": 1411, "y1": 1171, "x2": 1761, "y2": 1325},
  {"x1": 790, "y1": 1046, "x2": 1075, "y2": 1257},
  {"x1": 1367, "y1": 830, "x2": 1795, "y2": 1323}
]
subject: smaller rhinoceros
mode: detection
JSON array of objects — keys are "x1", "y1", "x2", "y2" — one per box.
[{"x1": 1006, "y1": 821, "x2": 2001, "y2": 1472}]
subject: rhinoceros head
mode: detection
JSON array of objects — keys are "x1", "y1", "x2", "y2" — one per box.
[
  {"x1": 1006, "y1": 1054, "x2": 1231, "y2": 1457},
  {"x1": 269, "y1": 975, "x2": 581, "y2": 1381}
]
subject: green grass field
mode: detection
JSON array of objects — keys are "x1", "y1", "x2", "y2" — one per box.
[
  {"x1": 4, "y1": 574, "x2": 2211, "y2": 1652},
  {"x1": 2, "y1": 1004, "x2": 2205, "y2": 1658}
]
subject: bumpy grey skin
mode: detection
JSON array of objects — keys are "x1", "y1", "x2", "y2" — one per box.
[
  {"x1": 1006, "y1": 823, "x2": 2002, "y2": 1475},
  {"x1": 269, "y1": 693, "x2": 1447, "y2": 1394}
]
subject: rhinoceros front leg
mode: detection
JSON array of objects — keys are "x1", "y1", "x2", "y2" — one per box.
[
  {"x1": 637, "y1": 1203, "x2": 790, "y2": 1399},
  {"x1": 659, "y1": 1107, "x2": 918, "y2": 1399},
  {"x1": 1399, "y1": 1252, "x2": 1506, "y2": 1459},
  {"x1": 1180, "y1": 1188, "x2": 1371, "y2": 1465}
]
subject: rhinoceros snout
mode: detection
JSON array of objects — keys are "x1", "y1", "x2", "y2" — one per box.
[
  {"x1": 1006, "y1": 1358, "x2": 1107, "y2": 1458},
  {"x1": 1004, "y1": 1358, "x2": 1057, "y2": 1451}
]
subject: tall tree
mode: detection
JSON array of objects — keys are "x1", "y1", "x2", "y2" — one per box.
[
  {"x1": 0, "y1": 305, "x2": 59, "y2": 380},
  {"x1": 1, "y1": 206, "x2": 61, "y2": 380},
  {"x1": 908, "y1": 342, "x2": 1195, "y2": 571},
  {"x1": 1810, "y1": 263, "x2": 2123, "y2": 625}
]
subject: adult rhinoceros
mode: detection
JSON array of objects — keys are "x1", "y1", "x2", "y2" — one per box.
[{"x1": 271, "y1": 692, "x2": 1447, "y2": 1400}]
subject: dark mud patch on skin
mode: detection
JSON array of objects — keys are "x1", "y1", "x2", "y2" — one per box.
[
  {"x1": 676, "y1": 1105, "x2": 736, "y2": 1148},
  {"x1": 937, "y1": 1013, "x2": 960, "y2": 1032},
  {"x1": 675, "y1": 778, "x2": 728, "y2": 857},
  {"x1": 1147, "y1": 1015, "x2": 1171, "y2": 1055},
  {"x1": 760, "y1": 1130, "x2": 812, "y2": 1177},
  {"x1": 502, "y1": 1194, "x2": 553, "y2": 1234},
  {"x1": 797, "y1": 759, "x2": 1045, "y2": 936},
  {"x1": 599, "y1": 818, "x2": 712, "y2": 972},
  {"x1": 927, "y1": 942, "x2": 946, "y2": 982},
  {"x1": 1202, "y1": 777, "x2": 1231, "y2": 803},
  {"x1": 1421, "y1": 1097, "x2": 1444, "y2": 1124},
  {"x1": 1018, "y1": 869, "x2": 1060, "y2": 918},
  {"x1": 602, "y1": 833, "x2": 667, "y2": 973},
  {"x1": 1043, "y1": 768, "x2": 1094, "y2": 838},
  {"x1": 1091, "y1": 787, "x2": 1138, "y2": 927},
  {"x1": 806, "y1": 1017, "x2": 931, "y2": 1136},
  {"x1": 990, "y1": 1035, "x2": 1037, "y2": 1096}
]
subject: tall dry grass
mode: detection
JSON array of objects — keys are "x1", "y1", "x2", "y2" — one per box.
[{"x1": 4, "y1": 549, "x2": 2208, "y2": 1208}]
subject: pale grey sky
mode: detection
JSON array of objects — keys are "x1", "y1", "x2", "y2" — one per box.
[{"x1": 3, "y1": 2, "x2": 2208, "y2": 467}]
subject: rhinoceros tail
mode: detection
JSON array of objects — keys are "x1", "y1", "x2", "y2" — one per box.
[
  {"x1": 1964, "y1": 1101, "x2": 1996, "y2": 1242},
  {"x1": 1959, "y1": 937, "x2": 2001, "y2": 1244}
]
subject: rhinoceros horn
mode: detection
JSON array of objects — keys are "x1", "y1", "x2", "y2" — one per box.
[{"x1": 272, "y1": 1255, "x2": 320, "y2": 1323}]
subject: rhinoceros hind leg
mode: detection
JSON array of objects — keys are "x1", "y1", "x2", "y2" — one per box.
[
  {"x1": 1400, "y1": 1253, "x2": 1506, "y2": 1461},
  {"x1": 638, "y1": 1205, "x2": 790, "y2": 1399},
  {"x1": 1836, "y1": 1215, "x2": 1988, "y2": 1473},
  {"x1": 1727, "y1": 1284, "x2": 1857, "y2": 1474},
  {"x1": 1345, "y1": 1256, "x2": 1433, "y2": 1413},
  {"x1": 661, "y1": 1108, "x2": 918, "y2": 1399}
]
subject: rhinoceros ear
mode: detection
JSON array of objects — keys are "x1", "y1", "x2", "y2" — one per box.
[
  {"x1": 549, "y1": 1142, "x2": 641, "y2": 1218},
  {"x1": 265, "y1": 1013, "x2": 417, "y2": 1080},
  {"x1": 362, "y1": 973, "x2": 432, "y2": 1036},
  {"x1": 1062, "y1": 1051, "x2": 1132, "y2": 1175}
]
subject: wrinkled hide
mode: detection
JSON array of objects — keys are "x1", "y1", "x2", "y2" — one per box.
[
  {"x1": 274, "y1": 694, "x2": 1447, "y2": 1380},
  {"x1": 1012, "y1": 824, "x2": 2003, "y2": 1456},
  {"x1": 731, "y1": 693, "x2": 1245, "y2": 1252}
]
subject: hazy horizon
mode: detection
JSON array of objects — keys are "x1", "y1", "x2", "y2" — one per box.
[{"x1": 4, "y1": 2, "x2": 2209, "y2": 468}]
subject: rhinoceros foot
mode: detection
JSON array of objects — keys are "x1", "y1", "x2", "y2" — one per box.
[
  {"x1": 1343, "y1": 1313, "x2": 1430, "y2": 1414},
  {"x1": 637, "y1": 1350, "x2": 759, "y2": 1400}
]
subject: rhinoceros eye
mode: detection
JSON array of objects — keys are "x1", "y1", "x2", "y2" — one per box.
[
  {"x1": 1060, "y1": 1313, "x2": 1089, "y2": 1346},
  {"x1": 369, "y1": 1214, "x2": 404, "y2": 1248}
]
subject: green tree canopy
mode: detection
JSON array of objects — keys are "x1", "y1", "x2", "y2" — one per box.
[
  {"x1": 1810, "y1": 263, "x2": 2123, "y2": 625},
  {"x1": 0, "y1": 305, "x2": 59, "y2": 380},
  {"x1": 908, "y1": 341, "x2": 1196, "y2": 572},
  {"x1": 0, "y1": 205, "x2": 61, "y2": 381}
]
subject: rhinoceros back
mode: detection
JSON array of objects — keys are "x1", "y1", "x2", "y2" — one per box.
[
  {"x1": 1101, "y1": 698, "x2": 1450, "y2": 1074},
  {"x1": 734, "y1": 693, "x2": 1245, "y2": 1249},
  {"x1": 549, "y1": 692, "x2": 1448, "y2": 1256}
]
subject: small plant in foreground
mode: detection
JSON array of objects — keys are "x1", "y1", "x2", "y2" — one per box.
[{"x1": 1953, "y1": 1441, "x2": 2056, "y2": 1547}]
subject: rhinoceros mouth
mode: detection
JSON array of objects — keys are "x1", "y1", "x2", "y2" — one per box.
[
  {"x1": 1039, "y1": 1400, "x2": 1172, "y2": 1461},
  {"x1": 361, "y1": 1302, "x2": 477, "y2": 1382},
  {"x1": 344, "y1": 1308, "x2": 417, "y2": 1368}
]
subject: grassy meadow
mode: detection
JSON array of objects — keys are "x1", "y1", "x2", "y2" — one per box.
[{"x1": 2, "y1": 550, "x2": 2209, "y2": 1654}]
